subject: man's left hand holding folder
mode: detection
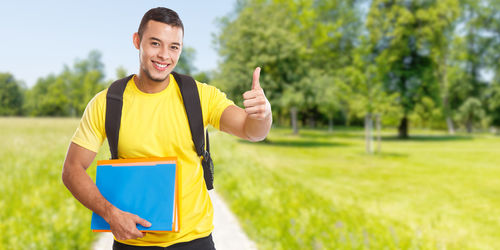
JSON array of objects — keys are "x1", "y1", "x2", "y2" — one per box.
[
  {"x1": 105, "y1": 205, "x2": 152, "y2": 240},
  {"x1": 62, "y1": 143, "x2": 151, "y2": 240}
]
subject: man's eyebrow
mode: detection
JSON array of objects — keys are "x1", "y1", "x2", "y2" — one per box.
[
  {"x1": 149, "y1": 37, "x2": 181, "y2": 46},
  {"x1": 149, "y1": 37, "x2": 162, "y2": 42}
]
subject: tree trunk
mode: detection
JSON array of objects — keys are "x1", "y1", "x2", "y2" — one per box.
[
  {"x1": 328, "y1": 117, "x2": 333, "y2": 133},
  {"x1": 398, "y1": 116, "x2": 409, "y2": 139},
  {"x1": 291, "y1": 107, "x2": 298, "y2": 135},
  {"x1": 343, "y1": 107, "x2": 350, "y2": 127},
  {"x1": 365, "y1": 113, "x2": 373, "y2": 154},
  {"x1": 376, "y1": 114, "x2": 381, "y2": 153},
  {"x1": 446, "y1": 117, "x2": 455, "y2": 135},
  {"x1": 308, "y1": 117, "x2": 316, "y2": 128},
  {"x1": 466, "y1": 119, "x2": 473, "y2": 133},
  {"x1": 439, "y1": 50, "x2": 455, "y2": 135}
]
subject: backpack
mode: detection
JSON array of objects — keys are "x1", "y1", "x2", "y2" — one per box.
[{"x1": 105, "y1": 72, "x2": 215, "y2": 190}]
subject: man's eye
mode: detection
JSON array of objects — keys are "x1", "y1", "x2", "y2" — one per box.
[
  {"x1": 152, "y1": 42, "x2": 160, "y2": 46},
  {"x1": 171, "y1": 46, "x2": 179, "y2": 50}
]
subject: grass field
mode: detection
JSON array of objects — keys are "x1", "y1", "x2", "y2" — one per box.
[
  {"x1": 0, "y1": 118, "x2": 107, "y2": 250},
  {"x1": 211, "y1": 127, "x2": 500, "y2": 249},
  {"x1": 1, "y1": 117, "x2": 499, "y2": 249}
]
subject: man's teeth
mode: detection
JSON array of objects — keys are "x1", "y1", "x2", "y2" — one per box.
[{"x1": 154, "y1": 62, "x2": 167, "y2": 68}]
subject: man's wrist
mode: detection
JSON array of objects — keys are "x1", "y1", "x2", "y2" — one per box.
[{"x1": 103, "y1": 202, "x2": 118, "y2": 224}]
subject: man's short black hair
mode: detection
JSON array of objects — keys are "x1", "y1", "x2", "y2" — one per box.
[{"x1": 138, "y1": 7, "x2": 184, "y2": 39}]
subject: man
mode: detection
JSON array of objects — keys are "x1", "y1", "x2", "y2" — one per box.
[{"x1": 62, "y1": 7, "x2": 272, "y2": 250}]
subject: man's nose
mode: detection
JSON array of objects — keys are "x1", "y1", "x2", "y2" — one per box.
[{"x1": 157, "y1": 47, "x2": 171, "y2": 61}]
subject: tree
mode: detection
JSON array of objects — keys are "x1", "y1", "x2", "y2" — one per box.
[
  {"x1": 457, "y1": 0, "x2": 500, "y2": 130},
  {"x1": 422, "y1": 0, "x2": 460, "y2": 134},
  {"x1": 25, "y1": 50, "x2": 107, "y2": 117},
  {"x1": 344, "y1": 37, "x2": 399, "y2": 153},
  {"x1": 0, "y1": 73, "x2": 24, "y2": 116},
  {"x1": 366, "y1": 0, "x2": 450, "y2": 138},
  {"x1": 456, "y1": 97, "x2": 485, "y2": 133},
  {"x1": 193, "y1": 71, "x2": 212, "y2": 84},
  {"x1": 214, "y1": 0, "x2": 304, "y2": 125},
  {"x1": 116, "y1": 66, "x2": 128, "y2": 79},
  {"x1": 315, "y1": 71, "x2": 340, "y2": 132},
  {"x1": 215, "y1": 0, "x2": 362, "y2": 131},
  {"x1": 175, "y1": 47, "x2": 197, "y2": 75},
  {"x1": 25, "y1": 74, "x2": 70, "y2": 116},
  {"x1": 67, "y1": 50, "x2": 106, "y2": 116}
]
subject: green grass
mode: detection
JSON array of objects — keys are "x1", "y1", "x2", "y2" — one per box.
[
  {"x1": 2, "y1": 118, "x2": 499, "y2": 249},
  {"x1": 211, "y1": 127, "x2": 500, "y2": 250},
  {"x1": 0, "y1": 117, "x2": 108, "y2": 250}
]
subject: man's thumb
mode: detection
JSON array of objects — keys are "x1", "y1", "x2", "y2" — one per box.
[{"x1": 252, "y1": 67, "x2": 261, "y2": 90}]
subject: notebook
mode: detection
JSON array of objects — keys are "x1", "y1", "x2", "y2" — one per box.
[{"x1": 91, "y1": 157, "x2": 180, "y2": 232}]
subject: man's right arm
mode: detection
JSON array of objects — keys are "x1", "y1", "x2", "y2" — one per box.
[{"x1": 62, "y1": 142, "x2": 151, "y2": 240}]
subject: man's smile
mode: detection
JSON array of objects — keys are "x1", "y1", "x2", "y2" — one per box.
[{"x1": 152, "y1": 60, "x2": 169, "y2": 71}]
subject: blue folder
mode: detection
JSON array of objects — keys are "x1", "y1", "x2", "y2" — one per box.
[{"x1": 91, "y1": 160, "x2": 179, "y2": 232}]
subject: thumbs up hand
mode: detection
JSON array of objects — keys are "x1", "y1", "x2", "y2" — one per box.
[{"x1": 243, "y1": 67, "x2": 271, "y2": 120}]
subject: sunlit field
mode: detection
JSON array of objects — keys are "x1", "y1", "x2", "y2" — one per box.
[
  {"x1": 0, "y1": 118, "x2": 107, "y2": 250},
  {"x1": 212, "y1": 127, "x2": 500, "y2": 249},
  {"x1": 1, "y1": 117, "x2": 499, "y2": 249}
]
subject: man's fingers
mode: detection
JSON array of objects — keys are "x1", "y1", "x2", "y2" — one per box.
[
  {"x1": 248, "y1": 113, "x2": 269, "y2": 120},
  {"x1": 243, "y1": 97, "x2": 266, "y2": 108},
  {"x1": 135, "y1": 215, "x2": 152, "y2": 228},
  {"x1": 245, "y1": 106, "x2": 266, "y2": 115},
  {"x1": 242, "y1": 89, "x2": 263, "y2": 100},
  {"x1": 252, "y1": 67, "x2": 261, "y2": 90}
]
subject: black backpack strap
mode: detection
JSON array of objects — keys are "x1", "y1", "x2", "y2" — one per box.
[
  {"x1": 172, "y1": 71, "x2": 214, "y2": 190},
  {"x1": 105, "y1": 74, "x2": 134, "y2": 159}
]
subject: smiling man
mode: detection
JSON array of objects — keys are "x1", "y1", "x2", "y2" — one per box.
[{"x1": 61, "y1": 7, "x2": 272, "y2": 250}]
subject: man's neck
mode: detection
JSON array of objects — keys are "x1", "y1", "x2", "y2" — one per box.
[{"x1": 134, "y1": 73, "x2": 170, "y2": 94}]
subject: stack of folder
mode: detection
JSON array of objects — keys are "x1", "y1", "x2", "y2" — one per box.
[{"x1": 91, "y1": 157, "x2": 180, "y2": 232}]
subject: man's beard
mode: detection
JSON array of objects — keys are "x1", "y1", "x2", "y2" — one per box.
[{"x1": 142, "y1": 64, "x2": 170, "y2": 82}]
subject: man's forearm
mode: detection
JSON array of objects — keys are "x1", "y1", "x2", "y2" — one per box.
[
  {"x1": 244, "y1": 113, "x2": 272, "y2": 142},
  {"x1": 62, "y1": 164, "x2": 116, "y2": 222}
]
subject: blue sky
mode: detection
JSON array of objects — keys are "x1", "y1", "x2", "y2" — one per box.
[{"x1": 0, "y1": 0, "x2": 236, "y2": 87}]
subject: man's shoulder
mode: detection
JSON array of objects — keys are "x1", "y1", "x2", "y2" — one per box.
[
  {"x1": 194, "y1": 80, "x2": 220, "y2": 94},
  {"x1": 85, "y1": 88, "x2": 109, "y2": 111},
  {"x1": 94, "y1": 88, "x2": 109, "y2": 103}
]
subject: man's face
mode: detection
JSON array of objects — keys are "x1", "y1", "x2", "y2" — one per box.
[{"x1": 133, "y1": 20, "x2": 183, "y2": 82}]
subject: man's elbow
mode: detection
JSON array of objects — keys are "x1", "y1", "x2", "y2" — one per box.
[
  {"x1": 61, "y1": 163, "x2": 71, "y2": 188},
  {"x1": 61, "y1": 161, "x2": 78, "y2": 189},
  {"x1": 246, "y1": 132, "x2": 269, "y2": 142}
]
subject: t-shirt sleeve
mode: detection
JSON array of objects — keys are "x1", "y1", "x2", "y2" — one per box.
[
  {"x1": 198, "y1": 82, "x2": 235, "y2": 130},
  {"x1": 71, "y1": 90, "x2": 107, "y2": 153}
]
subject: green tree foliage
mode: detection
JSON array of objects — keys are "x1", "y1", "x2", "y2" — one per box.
[
  {"x1": 215, "y1": 0, "x2": 304, "y2": 115},
  {"x1": 5, "y1": 0, "x2": 500, "y2": 133},
  {"x1": 365, "y1": 0, "x2": 459, "y2": 138},
  {"x1": 456, "y1": 97, "x2": 485, "y2": 133},
  {"x1": 25, "y1": 74, "x2": 70, "y2": 116},
  {"x1": 193, "y1": 71, "x2": 212, "y2": 84},
  {"x1": 24, "y1": 50, "x2": 107, "y2": 117},
  {"x1": 215, "y1": 0, "x2": 361, "y2": 131},
  {"x1": 449, "y1": 0, "x2": 500, "y2": 131},
  {"x1": 115, "y1": 65, "x2": 128, "y2": 79},
  {"x1": 175, "y1": 47, "x2": 197, "y2": 75},
  {"x1": 0, "y1": 73, "x2": 24, "y2": 116}
]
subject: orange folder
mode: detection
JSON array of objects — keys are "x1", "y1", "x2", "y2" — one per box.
[{"x1": 91, "y1": 157, "x2": 181, "y2": 232}]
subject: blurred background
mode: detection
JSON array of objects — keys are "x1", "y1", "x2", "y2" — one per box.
[{"x1": 1, "y1": 0, "x2": 499, "y2": 249}]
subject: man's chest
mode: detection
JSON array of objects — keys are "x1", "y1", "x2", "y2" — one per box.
[{"x1": 116, "y1": 96, "x2": 195, "y2": 158}]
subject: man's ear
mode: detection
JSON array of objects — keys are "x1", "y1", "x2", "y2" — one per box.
[{"x1": 133, "y1": 32, "x2": 140, "y2": 50}]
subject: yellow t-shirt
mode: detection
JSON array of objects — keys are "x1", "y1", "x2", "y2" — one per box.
[{"x1": 71, "y1": 74, "x2": 234, "y2": 247}]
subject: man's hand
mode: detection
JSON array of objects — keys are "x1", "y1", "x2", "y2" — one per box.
[
  {"x1": 243, "y1": 67, "x2": 271, "y2": 120},
  {"x1": 107, "y1": 207, "x2": 151, "y2": 241},
  {"x1": 220, "y1": 66, "x2": 272, "y2": 141}
]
